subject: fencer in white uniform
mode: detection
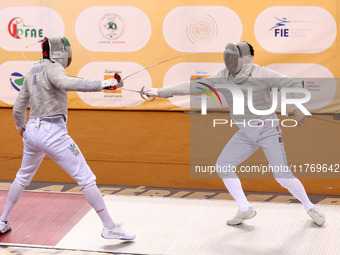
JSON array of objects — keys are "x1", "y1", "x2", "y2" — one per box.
[
  {"x1": 0, "y1": 36, "x2": 135, "y2": 240},
  {"x1": 145, "y1": 41, "x2": 325, "y2": 226}
]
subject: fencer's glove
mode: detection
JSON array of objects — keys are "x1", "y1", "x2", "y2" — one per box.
[
  {"x1": 101, "y1": 73, "x2": 124, "y2": 90},
  {"x1": 19, "y1": 125, "x2": 25, "y2": 137},
  {"x1": 293, "y1": 109, "x2": 306, "y2": 127},
  {"x1": 144, "y1": 88, "x2": 159, "y2": 98}
]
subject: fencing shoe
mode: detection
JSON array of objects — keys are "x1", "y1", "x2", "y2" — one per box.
[
  {"x1": 227, "y1": 207, "x2": 256, "y2": 226},
  {"x1": 0, "y1": 221, "x2": 11, "y2": 234},
  {"x1": 101, "y1": 223, "x2": 135, "y2": 240},
  {"x1": 307, "y1": 207, "x2": 326, "y2": 226}
]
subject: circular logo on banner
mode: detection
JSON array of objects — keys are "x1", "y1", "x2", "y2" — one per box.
[
  {"x1": 75, "y1": 7, "x2": 151, "y2": 52},
  {"x1": 8, "y1": 17, "x2": 24, "y2": 39},
  {"x1": 9, "y1": 72, "x2": 25, "y2": 91},
  {"x1": 163, "y1": 6, "x2": 242, "y2": 52},
  {"x1": 0, "y1": 61, "x2": 35, "y2": 105},
  {"x1": 188, "y1": 16, "x2": 216, "y2": 43},
  {"x1": 99, "y1": 13, "x2": 125, "y2": 40}
]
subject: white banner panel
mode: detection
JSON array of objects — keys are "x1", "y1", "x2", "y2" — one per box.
[
  {"x1": 76, "y1": 7, "x2": 151, "y2": 52},
  {"x1": 255, "y1": 6, "x2": 336, "y2": 53},
  {"x1": 163, "y1": 6, "x2": 242, "y2": 52},
  {"x1": 77, "y1": 62, "x2": 152, "y2": 107}
]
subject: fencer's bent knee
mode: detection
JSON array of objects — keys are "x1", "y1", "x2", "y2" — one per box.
[
  {"x1": 275, "y1": 177, "x2": 296, "y2": 189},
  {"x1": 13, "y1": 177, "x2": 28, "y2": 188},
  {"x1": 273, "y1": 167, "x2": 295, "y2": 188},
  {"x1": 15, "y1": 171, "x2": 35, "y2": 187},
  {"x1": 80, "y1": 180, "x2": 97, "y2": 192},
  {"x1": 215, "y1": 160, "x2": 238, "y2": 179}
]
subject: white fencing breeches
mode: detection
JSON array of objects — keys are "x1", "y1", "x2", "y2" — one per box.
[
  {"x1": 215, "y1": 120, "x2": 314, "y2": 211},
  {"x1": 216, "y1": 121, "x2": 295, "y2": 187},
  {"x1": 16, "y1": 116, "x2": 96, "y2": 187}
]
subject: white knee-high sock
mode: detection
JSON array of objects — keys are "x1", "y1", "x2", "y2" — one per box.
[
  {"x1": 0, "y1": 179, "x2": 25, "y2": 222},
  {"x1": 286, "y1": 178, "x2": 314, "y2": 211},
  {"x1": 223, "y1": 178, "x2": 250, "y2": 211},
  {"x1": 82, "y1": 184, "x2": 116, "y2": 229}
]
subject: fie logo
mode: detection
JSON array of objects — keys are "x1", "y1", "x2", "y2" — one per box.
[{"x1": 269, "y1": 17, "x2": 290, "y2": 37}]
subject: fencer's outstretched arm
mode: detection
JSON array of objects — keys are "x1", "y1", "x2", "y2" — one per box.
[
  {"x1": 157, "y1": 81, "x2": 204, "y2": 98},
  {"x1": 146, "y1": 70, "x2": 226, "y2": 98},
  {"x1": 47, "y1": 64, "x2": 123, "y2": 92},
  {"x1": 145, "y1": 81, "x2": 198, "y2": 98},
  {"x1": 47, "y1": 64, "x2": 101, "y2": 92},
  {"x1": 13, "y1": 60, "x2": 122, "y2": 131}
]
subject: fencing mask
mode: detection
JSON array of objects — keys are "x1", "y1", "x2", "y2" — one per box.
[
  {"x1": 42, "y1": 36, "x2": 72, "y2": 68},
  {"x1": 224, "y1": 41, "x2": 253, "y2": 74}
]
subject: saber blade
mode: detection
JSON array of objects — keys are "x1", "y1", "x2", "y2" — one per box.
[
  {"x1": 122, "y1": 52, "x2": 197, "y2": 81},
  {"x1": 120, "y1": 87, "x2": 141, "y2": 93}
]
